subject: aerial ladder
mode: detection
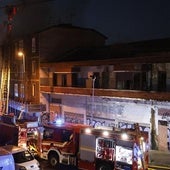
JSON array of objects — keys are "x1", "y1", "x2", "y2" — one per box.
[
  {"x1": 0, "y1": 52, "x2": 10, "y2": 115},
  {"x1": 134, "y1": 123, "x2": 149, "y2": 170},
  {"x1": 0, "y1": 5, "x2": 17, "y2": 115}
]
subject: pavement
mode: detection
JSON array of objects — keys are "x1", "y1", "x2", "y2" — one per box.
[{"x1": 149, "y1": 150, "x2": 170, "y2": 169}]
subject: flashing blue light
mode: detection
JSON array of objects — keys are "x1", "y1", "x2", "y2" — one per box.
[{"x1": 55, "y1": 118, "x2": 64, "y2": 125}]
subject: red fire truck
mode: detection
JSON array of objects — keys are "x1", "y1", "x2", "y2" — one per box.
[
  {"x1": 39, "y1": 121, "x2": 148, "y2": 170},
  {"x1": 78, "y1": 125, "x2": 148, "y2": 170},
  {"x1": 39, "y1": 121, "x2": 90, "y2": 167},
  {"x1": 0, "y1": 114, "x2": 39, "y2": 154}
]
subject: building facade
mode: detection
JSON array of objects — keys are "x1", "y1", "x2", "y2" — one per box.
[
  {"x1": 0, "y1": 24, "x2": 106, "y2": 121},
  {"x1": 40, "y1": 39, "x2": 170, "y2": 151},
  {"x1": 0, "y1": 25, "x2": 170, "y2": 151}
]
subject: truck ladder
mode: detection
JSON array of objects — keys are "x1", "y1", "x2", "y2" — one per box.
[
  {"x1": 0, "y1": 55, "x2": 10, "y2": 115},
  {"x1": 134, "y1": 123, "x2": 147, "y2": 170}
]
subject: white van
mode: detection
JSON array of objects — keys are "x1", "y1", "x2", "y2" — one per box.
[
  {"x1": 0, "y1": 147, "x2": 15, "y2": 170},
  {"x1": 1, "y1": 145, "x2": 40, "y2": 170}
]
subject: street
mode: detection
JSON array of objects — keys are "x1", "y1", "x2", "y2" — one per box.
[
  {"x1": 38, "y1": 158, "x2": 170, "y2": 170},
  {"x1": 37, "y1": 157, "x2": 78, "y2": 170},
  {"x1": 37, "y1": 149, "x2": 170, "y2": 170}
]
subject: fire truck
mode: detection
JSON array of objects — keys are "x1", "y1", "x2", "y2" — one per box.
[
  {"x1": 39, "y1": 121, "x2": 90, "y2": 167},
  {"x1": 39, "y1": 121, "x2": 148, "y2": 170},
  {"x1": 0, "y1": 114, "x2": 39, "y2": 154},
  {"x1": 78, "y1": 125, "x2": 148, "y2": 170}
]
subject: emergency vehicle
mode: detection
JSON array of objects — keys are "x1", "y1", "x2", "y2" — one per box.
[
  {"x1": 0, "y1": 114, "x2": 39, "y2": 154},
  {"x1": 39, "y1": 121, "x2": 90, "y2": 167},
  {"x1": 39, "y1": 121, "x2": 148, "y2": 170},
  {"x1": 0, "y1": 146, "x2": 15, "y2": 170},
  {"x1": 78, "y1": 125, "x2": 148, "y2": 170}
]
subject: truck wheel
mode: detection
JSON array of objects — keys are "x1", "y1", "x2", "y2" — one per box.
[
  {"x1": 49, "y1": 153, "x2": 59, "y2": 167},
  {"x1": 97, "y1": 163, "x2": 112, "y2": 170}
]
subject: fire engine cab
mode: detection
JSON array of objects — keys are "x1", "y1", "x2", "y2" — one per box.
[
  {"x1": 39, "y1": 121, "x2": 90, "y2": 167},
  {"x1": 39, "y1": 121, "x2": 148, "y2": 170}
]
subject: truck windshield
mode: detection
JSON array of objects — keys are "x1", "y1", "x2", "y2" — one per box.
[
  {"x1": 43, "y1": 128, "x2": 73, "y2": 142},
  {"x1": 13, "y1": 150, "x2": 34, "y2": 163}
]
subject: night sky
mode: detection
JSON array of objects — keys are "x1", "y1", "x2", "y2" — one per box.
[{"x1": 0, "y1": 0, "x2": 170, "y2": 44}]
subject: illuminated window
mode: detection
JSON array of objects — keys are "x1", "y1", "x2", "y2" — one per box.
[
  {"x1": 32, "y1": 83, "x2": 36, "y2": 96},
  {"x1": 14, "y1": 84, "x2": 18, "y2": 97},
  {"x1": 32, "y1": 37, "x2": 36, "y2": 53},
  {"x1": 20, "y1": 83, "x2": 24, "y2": 98}
]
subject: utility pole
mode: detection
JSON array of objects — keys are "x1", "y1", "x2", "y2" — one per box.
[
  {"x1": 91, "y1": 75, "x2": 96, "y2": 126},
  {"x1": 17, "y1": 51, "x2": 25, "y2": 119}
]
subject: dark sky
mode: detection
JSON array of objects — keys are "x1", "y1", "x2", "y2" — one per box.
[{"x1": 0, "y1": 0, "x2": 170, "y2": 44}]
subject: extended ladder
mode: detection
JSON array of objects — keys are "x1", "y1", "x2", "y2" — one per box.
[{"x1": 0, "y1": 55, "x2": 10, "y2": 115}]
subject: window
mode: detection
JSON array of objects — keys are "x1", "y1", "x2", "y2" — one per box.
[
  {"x1": 14, "y1": 84, "x2": 18, "y2": 97},
  {"x1": 158, "y1": 71, "x2": 166, "y2": 91},
  {"x1": 13, "y1": 150, "x2": 34, "y2": 163},
  {"x1": 53, "y1": 73, "x2": 58, "y2": 86},
  {"x1": 62, "y1": 74, "x2": 67, "y2": 87},
  {"x1": 43, "y1": 128, "x2": 54, "y2": 139},
  {"x1": 72, "y1": 73, "x2": 78, "y2": 87},
  {"x1": 32, "y1": 84, "x2": 36, "y2": 97},
  {"x1": 32, "y1": 37, "x2": 36, "y2": 53},
  {"x1": 18, "y1": 40, "x2": 24, "y2": 52},
  {"x1": 32, "y1": 60, "x2": 36, "y2": 74},
  {"x1": 20, "y1": 83, "x2": 24, "y2": 98},
  {"x1": 116, "y1": 72, "x2": 133, "y2": 90},
  {"x1": 61, "y1": 130, "x2": 73, "y2": 142}
]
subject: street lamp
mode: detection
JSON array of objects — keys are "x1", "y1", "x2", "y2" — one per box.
[
  {"x1": 91, "y1": 75, "x2": 96, "y2": 125},
  {"x1": 17, "y1": 51, "x2": 25, "y2": 119},
  {"x1": 18, "y1": 51, "x2": 25, "y2": 73}
]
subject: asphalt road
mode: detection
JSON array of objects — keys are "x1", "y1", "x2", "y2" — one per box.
[
  {"x1": 39, "y1": 159, "x2": 170, "y2": 170},
  {"x1": 38, "y1": 158, "x2": 78, "y2": 170},
  {"x1": 39, "y1": 160, "x2": 170, "y2": 170},
  {"x1": 37, "y1": 150, "x2": 170, "y2": 170}
]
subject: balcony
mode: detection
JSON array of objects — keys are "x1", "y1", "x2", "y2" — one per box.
[{"x1": 40, "y1": 85, "x2": 170, "y2": 102}]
